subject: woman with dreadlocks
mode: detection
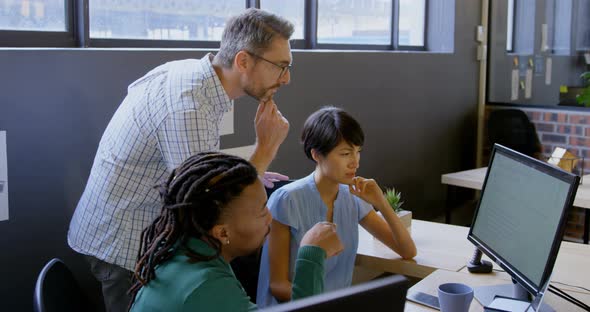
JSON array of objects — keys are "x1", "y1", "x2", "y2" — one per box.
[{"x1": 129, "y1": 152, "x2": 343, "y2": 311}]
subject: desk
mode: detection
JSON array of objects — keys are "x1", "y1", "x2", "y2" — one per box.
[
  {"x1": 356, "y1": 220, "x2": 590, "y2": 291},
  {"x1": 356, "y1": 220, "x2": 471, "y2": 278},
  {"x1": 405, "y1": 270, "x2": 590, "y2": 311},
  {"x1": 441, "y1": 167, "x2": 590, "y2": 244}
]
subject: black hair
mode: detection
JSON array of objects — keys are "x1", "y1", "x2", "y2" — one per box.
[
  {"x1": 300, "y1": 106, "x2": 364, "y2": 162},
  {"x1": 128, "y1": 152, "x2": 259, "y2": 308}
]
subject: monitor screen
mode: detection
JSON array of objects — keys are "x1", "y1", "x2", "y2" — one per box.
[
  {"x1": 468, "y1": 144, "x2": 579, "y2": 296},
  {"x1": 261, "y1": 275, "x2": 408, "y2": 312}
]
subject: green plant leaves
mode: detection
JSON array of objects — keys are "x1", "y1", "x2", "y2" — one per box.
[{"x1": 384, "y1": 187, "x2": 404, "y2": 213}]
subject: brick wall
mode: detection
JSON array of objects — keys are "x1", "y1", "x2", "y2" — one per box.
[{"x1": 486, "y1": 105, "x2": 590, "y2": 243}]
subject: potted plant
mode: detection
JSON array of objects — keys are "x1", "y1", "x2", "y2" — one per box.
[
  {"x1": 576, "y1": 71, "x2": 590, "y2": 107},
  {"x1": 383, "y1": 187, "x2": 412, "y2": 232}
]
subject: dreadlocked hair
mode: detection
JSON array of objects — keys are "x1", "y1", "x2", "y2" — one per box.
[{"x1": 128, "y1": 151, "x2": 259, "y2": 307}]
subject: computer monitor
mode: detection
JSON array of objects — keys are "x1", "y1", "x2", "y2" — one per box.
[
  {"x1": 261, "y1": 275, "x2": 408, "y2": 312},
  {"x1": 467, "y1": 144, "x2": 579, "y2": 310}
]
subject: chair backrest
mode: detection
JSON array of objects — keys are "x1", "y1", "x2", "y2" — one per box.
[
  {"x1": 265, "y1": 179, "x2": 294, "y2": 198},
  {"x1": 231, "y1": 179, "x2": 294, "y2": 303},
  {"x1": 34, "y1": 258, "x2": 89, "y2": 312},
  {"x1": 487, "y1": 109, "x2": 542, "y2": 159}
]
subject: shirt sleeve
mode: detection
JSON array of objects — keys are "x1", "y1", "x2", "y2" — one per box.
[
  {"x1": 157, "y1": 108, "x2": 220, "y2": 171},
  {"x1": 183, "y1": 275, "x2": 257, "y2": 312},
  {"x1": 268, "y1": 189, "x2": 299, "y2": 231},
  {"x1": 356, "y1": 197, "x2": 374, "y2": 222},
  {"x1": 182, "y1": 247, "x2": 324, "y2": 311},
  {"x1": 291, "y1": 245, "x2": 326, "y2": 300}
]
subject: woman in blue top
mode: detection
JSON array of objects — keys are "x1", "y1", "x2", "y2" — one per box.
[{"x1": 257, "y1": 107, "x2": 417, "y2": 307}]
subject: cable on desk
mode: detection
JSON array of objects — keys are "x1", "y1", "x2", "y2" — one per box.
[
  {"x1": 551, "y1": 281, "x2": 590, "y2": 294},
  {"x1": 548, "y1": 285, "x2": 590, "y2": 311}
]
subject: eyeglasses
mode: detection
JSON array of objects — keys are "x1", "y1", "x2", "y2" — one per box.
[{"x1": 246, "y1": 51, "x2": 292, "y2": 80}]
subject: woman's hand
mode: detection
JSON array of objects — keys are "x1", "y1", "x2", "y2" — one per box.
[{"x1": 348, "y1": 176, "x2": 386, "y2": 208}]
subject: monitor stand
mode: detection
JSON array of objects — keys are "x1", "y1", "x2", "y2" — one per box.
[{"x1": 474, "y1": 282, "x2": 554, "y2": 312}]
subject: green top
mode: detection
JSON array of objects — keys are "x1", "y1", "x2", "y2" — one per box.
[{"x1": 130, "y1": 237, "x2": 326, "y2": 311}]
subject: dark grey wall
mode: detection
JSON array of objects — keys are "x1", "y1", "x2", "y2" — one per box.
[{"x1": 0, "y1": 1, "x2": 480, "y2": 310}]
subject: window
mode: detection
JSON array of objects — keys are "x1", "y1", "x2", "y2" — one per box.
[
  {"x1": 0, "y1": 0, "x2": 445, "y2": 51},
  {"x1": 512, "y1": 0, "x2": 535, "y2": 55},
  {"x1": 398, "y1": 0, "x2": 425, "y2": 47},
  {"x1": 89, "y1": 0, "x2": 244, "y2": 41},
  {"x1": 576, "y1": 0, "x2": 590, "y2": 51},
  {"x1": 0, "y1": 0, "x2": 67, "y2": 32},
  {"x1": 317, "y1": 0, "x2": 392, "y2": 45},
  {"x1": 551, "y1": 0, "x2": 573, "y2": 55},
  {"x1": 260, "y1": 0, "x2": 304, "y2": 40},
  {"x1": 506, "y1": 0, "x2": 515, "y2": 51}
]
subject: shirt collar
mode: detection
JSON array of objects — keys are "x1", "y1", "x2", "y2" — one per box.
[
  {"x1": 200, "y1": 53, "x2": 233, "y2": 113},
  {"x1": 184, "y1": 236, "x2": 218, "y2": 257}
]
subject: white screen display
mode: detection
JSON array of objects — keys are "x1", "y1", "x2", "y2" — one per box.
[{"x1": 472, "y1": 152, "x2": 571, "y2": 287}]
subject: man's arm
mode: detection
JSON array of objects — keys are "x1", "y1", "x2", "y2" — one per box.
[
  {"x1": 291, "y1": 222, "x2": 344, "y2": 300},
  {"x1": 291, "y1": 246, "x2": 326, "y2": 300}
]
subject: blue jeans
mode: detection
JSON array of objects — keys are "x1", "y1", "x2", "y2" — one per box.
[{"x1": 85, "y1": 255, "x2": 134, "y2": 312}]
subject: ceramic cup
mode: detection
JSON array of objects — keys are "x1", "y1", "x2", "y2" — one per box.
[{"x1": 437, "y1": 282, "x2": 474, "y2": 312}]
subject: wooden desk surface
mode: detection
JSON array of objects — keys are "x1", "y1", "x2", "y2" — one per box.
[
  {"x1": 441, "y1": 167, "x2": 487, "y2": 190},
  {"x1": 441, "y1": 167, "x2": 590, "y2": 209},
  {"x1": 405, "y1": 270, "x2": 590, "y2": 311},
  {"x1": 459, "y1": 241, "x2": 590, "y2": 296},
  {"x1": 357, "y1": 220, "x2": 590, "y2": 289},
  {"x1": 357, "y1": 220, "x2": 472, "y2": 278}
]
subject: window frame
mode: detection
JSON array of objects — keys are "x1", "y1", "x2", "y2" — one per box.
[
  {"x1": 0, "y1": 0, "x2": 76, "y2": 47},
  {"x1": 506, "y1": 0, "x2": 516, "y2": 53},
  {"x1": 80, "y1": 0, "x2": 249, "y2": 48},
  {"x1": 258, "y1": 0, "x2": 306, "y2": 49},
  {"x1": 1, "y1": 0, "x2": 430, "y2": 52},
  {"x1": 395, "y1": 0, "x2": 427, "y2": 51}
]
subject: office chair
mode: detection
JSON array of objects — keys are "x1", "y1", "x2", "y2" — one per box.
[
  {"x1": 34, "y1": 258, "x2": 89, "y2": 312},
  {"x1": 487, "y1": 109, "x2": 542, "y2": 159},
  {"x1": 445, "y1": 109, "x2": 542, "y2": 224},
  {"x1": 231, "y1": 179, "x2": 293, "y2": 303}
]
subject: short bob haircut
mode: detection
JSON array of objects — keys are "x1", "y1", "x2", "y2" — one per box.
[{"x1": 301, "y1": 106, "x2": 364, "y2": 162}]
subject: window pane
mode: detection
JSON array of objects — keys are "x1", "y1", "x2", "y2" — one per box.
[
  {"x1": 506, "y1": 0, "x2": 514, "y2": 51},
  {"x1": 317, "y1": 0, "x2": 392, "y2": 45},
  {"x1": 0, "y1": 0, "x2": 66, "y2": 32},
  {"x1": 89, "y1": 0, "x2": 245, "y2": 41},
  {"x1": 576, "y1": 0, "x2": 590, "y2": 51},
  {"x1": 260, "y1": 0, "x2": 304, "y2": 40},
  {"x1": 513, "y1": 0, "x2": 535, "y2": 54},
  {"x1": 398, "y1": 0, "x2": 425, "y2": 46},
  {"x1": 552, "y1": 0, "x2": 572, "y2": 55}
]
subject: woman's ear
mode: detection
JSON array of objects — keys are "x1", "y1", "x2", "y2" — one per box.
[
  {"x1": 210, "y1": 224, "x2": 230, "y2": 244},
  {"x1": 311, "y1": 149, "x2": 321, "y2": 163}
]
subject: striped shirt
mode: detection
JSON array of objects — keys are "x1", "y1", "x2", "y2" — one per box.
[{"x1": 68, "y1": 54, "x2": 232, "y2": 271}]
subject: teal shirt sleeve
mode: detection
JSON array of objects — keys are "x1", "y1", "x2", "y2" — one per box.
[
  {"x1": 291, "y1": 245, "x2": 326, "y2": 300},
  {"x1": 183, "y1": 276, "x2": 257, "y2": 312},
  {"x1": 183, "y1": 246, "x2": 324, "y2": 311}
]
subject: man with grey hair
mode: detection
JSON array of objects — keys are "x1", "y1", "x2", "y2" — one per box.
[{"x1": 68, "y1": 8, "x2": 294, "y2": 312}]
